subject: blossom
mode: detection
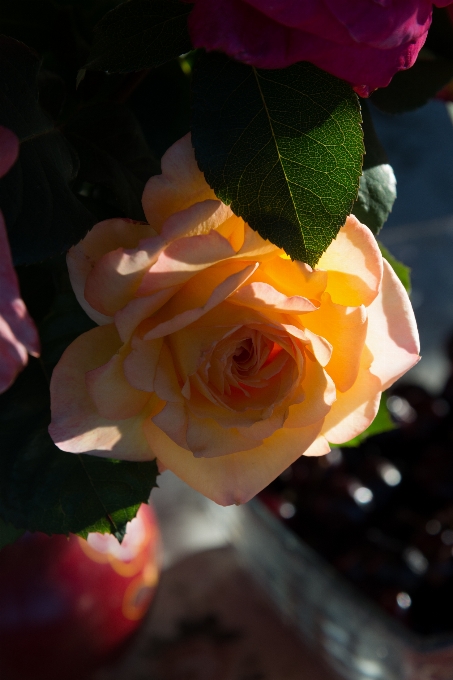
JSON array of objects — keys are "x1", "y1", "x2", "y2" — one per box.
[
  {"x1": 49, "y1": 134, "x2": 419, "y2": 505},
  {"x1": 186, "y1": 0, "x2": 453, "y2": 96},
  {"x1": 0, "y1": 126, "x2": 40, "y2": 393}
]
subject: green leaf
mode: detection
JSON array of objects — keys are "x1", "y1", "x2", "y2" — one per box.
[
  {"x1": 340, "y1": 394, "x2": 395, "y2": 448},
  {"x1": 192, "y1": 53, "x2": 363, "y2": 266},
  {"x1": 352, "y1": 102, "x2": 396, "y2": 235},
  {"x1": 0, "y1": 517, "x2": 24, "y2": 551},
  {"x1": 86, "y1": 0, "x2": 192, "y2": 73},
  {"x1": 370, "y1": 52, "x2": 453, "y2": 114},
  {"x1": 0, "y1": 360, "x2": 159, "y2": 540},
  {"x1": 0, "y1": 36, "x2": 95, "y2": 265},
  {"x1": 66, "y1": 102, "x2": 160, "y2": 221},
  {"x1": 378, "y1": 242, "x2": 412, "y2": 294}
]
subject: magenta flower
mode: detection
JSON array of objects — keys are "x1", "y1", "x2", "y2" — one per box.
[
  {"x1": 187, "y1": 0, "x2": 453, "y2": 96},
  {"x1": 0, "y1": 127, "x2": 40, "y2": 393}
]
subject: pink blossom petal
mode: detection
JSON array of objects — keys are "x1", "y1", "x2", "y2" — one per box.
[
  {"x1": 366, "y1": 259, "x2": 420, "y2": 390},
  {"x1": 49, "y1": 325, "x2": 154, "y2": 459},
  {"x1": 68, "y1": 218, "x2": 155, "y2": 325},
  {"x1": 0, "y1": 212, "x2": 40, "y2": 394},
  {"x1": 147, "y1": 417, "x2": 323, "y2": 505},
  {"x1": 317, "y1": 216, "x2": 383, "y2": 307},
  {"x1": 303, "y1": 293, "x2": 368, "y2": 392},
  {"x1": 142, "y1": 133, "x2": 216, "y2": 230},
  {"x1": 0, "y1": 127, "x2": 19, "y2": 177}
]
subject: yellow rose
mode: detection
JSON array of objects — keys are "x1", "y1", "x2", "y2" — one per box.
[{"x1": 49, "y1": 134, "x2": 420, "y2": 505}]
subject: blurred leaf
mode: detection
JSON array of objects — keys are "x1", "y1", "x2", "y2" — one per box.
[
  {"x1": 0, "y1": 359, "x2": 158, "y2": 540},
  {"x1": 352, "y1": 102, "x2": 396, "y2": 234},
  {"x1": 370, "y1": 54, "x2": 453, "y2": 114},
  {"x1": 0, "y1": 518, "x2": 24, "y2": 551},
  {"x1": 66, "y1": 102, "x2": 160, "y2": 221},
  {"x1": 340, "y1": 395, "x2": 395, "y2": 448},
  {"x1": 0, "y1": 36, "x2": 95, "y2": 265},
  {"x1": 192, "y1": 53, "x2": 363, "y2": 266},
  {"x1": 378, "y1": 242, "x2": 412, "y2": 294},
  {"x1": 86, "y1": 0, "x2": 192, "y2": 73}
]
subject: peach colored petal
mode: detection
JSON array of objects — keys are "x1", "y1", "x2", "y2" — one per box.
[
  {"x1": 114, "y1": 287, "x2": 178, "y2": 343},
  {"x1": 142, "y1": 133, "x2": 216, "y2": 230},
  {"x1": 152, "y1": 401, "x2": 189, "y2": 450},
  {"x1": 49, "y1": 325, "x2": 154, "y2": 460},
  {"x1": 233, "y1": 223, "x2": 281, "y2": 261},
  {"x1": 143, "y1": 263, "x2": 258, "y2": 340},
  {"x1": 67, "y1": 218, "x2": 154, "y2": 325},
  {"x1": 230, "y1": 281, "x2": 317, "y2": 314},
  {"x1": 302, "y1": 435, "x2": 331, "y2": 457},
  {"x1": 185, "y1": 411, "x2": 264, "y2": 458},
  {"x1": 137, "y1": 230, "x2": 236, "y2": 296},
  {"x1": 284, "y1": 355, "x2": 336, "y2": 428},
  {"x1": 123, "y1": 336, "x2": 163, "y2": 392},
  {"x1": 153, "y1": 342, "x2": 183, "y2": 402},
  {"x1": 147, "y1": 418, "x2": 323, "y2": 505},
  {"x1": 317, "y1": 215, "x2": 383, "y2": 307},
  {"x1": 321, "y1": 355, "x2": 382, "y2": 444},
  {"x1": 85, "y1": 349, "x2": 150, "y2": 420},
  {"x1": 160, "y1": 199, "x2": 233, "y2": 241},
  {"x1": 303, "y1": 293, "x2": 368, "y2": 392},
  {"x1": 84, "y1": 234, "x2": 165, "y2": 317},
  {"x1": 261, "y1": 255, "x2": 327, "y2": 302},
  {"x1": 366, "y1": 258, "x2": 420, "y2": 390},
  {"x1": 284, "y1": 325, "x2": 332, "y2": 367}
]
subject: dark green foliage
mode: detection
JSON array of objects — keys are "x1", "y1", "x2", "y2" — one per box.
[
  {"x1": 0, "y1": 37, "x2": 95, "y2": 264},
  {"x1": 192, "y1": 53, "x2": 363, "y2": 266},
  {"x1": 86, "y1": 0, "x2": 192, "y2": 73}
]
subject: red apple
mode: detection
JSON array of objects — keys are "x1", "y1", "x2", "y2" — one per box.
[{"x1": 0, "y1": 504, "x2": 160, "y2": 680}]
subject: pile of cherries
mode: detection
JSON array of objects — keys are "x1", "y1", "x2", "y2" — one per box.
[{"x1": 260, "y1": 342, "x2": 453, "y2": 636}]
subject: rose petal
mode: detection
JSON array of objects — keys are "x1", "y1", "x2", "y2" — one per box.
[
  {"x1": 143, "y1": 263, "x2": 258, "y2": 340},
  {"x1": 147, "y1": 417, "x2": 323, "y2": 505},
  {"x1": 49, "y1": 325, "x2": 155, "y2": 459},
  {"x1": 0, "y1": 211, "x2": 40, "y2": 394},
  {"x1": 115, "y1": 287, "x2": 179, "y2": 342},
  {"x1": 137, "y1": 229, "x2": 237, "y2": 297},
  {"x1": 303, "y1": 292, "x2": 368, "y2": 392},
  {"x1": 321, "y1": 352, "x2": 382, "y2": 444},
  {"x1": 0, "y1": 127, "x2": 19, "y2": 178},
  {"x1": 317, "y1": 215, "x2": 383, "y2": 307},
  {"x1": 230, "y1": 281, "x2": 317, "y2": 313},
  {"x1": 85, "y1": 348, "x2": 150, "y2": 420},
  {"x1": 366, "y1": 258, "x2": 420, "y2": 390},
  {"x1": 152, "y1": 401, "x2": 189, "y2": 450},
  {"x1": 68, "y1": 218, "x2": 155, "y2": 325},
  {"x1": 84, "y1": 234, "x2": 166, "y2": 317},
  {"x1": 262, "y1": 255, "x2": 327, "y2": 302},
  {"x1": 123, "y1": 336, "x2": 163, "y2": 392},
  {"x1": 284, "y1": 355, "x2": 336, "y2": 428},
  {"x1": 160, "y1": 199, "x2": 233, "y2": 241},
  {"x1": 142, "y1": 133, "x2": 216, "y2": 230}
]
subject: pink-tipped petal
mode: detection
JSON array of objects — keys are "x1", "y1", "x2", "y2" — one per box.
[
  {"x1": 49, "y1": 324, "x2": 153, "y2": 460},
  {"x1": 142, "y1": 133, "x2": 216, "y2": 230},
  {"x1": 366, "y1": 259, "x2": 420, "y2": 390},
  {"x1": 145, "y1": 416, "x2": 323, "y2": 505},
  {"x1": 68, "y1": 218, "x2": 154, "y2": 325},
  {"x1": 317, "y1": 216, "x2": 383, "y2": 307}
]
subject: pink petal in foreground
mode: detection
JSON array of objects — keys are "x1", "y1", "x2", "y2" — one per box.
[
  {"x1": 366, "y1": 259, "x2": 420, "y2": 390},
  {"x1": 0, "y1": 211, "x2": 40, "y2": 394},
  {"x1": 0, "y1": 126, "x2": 19, "y2": 177},
  {"x1": 49, "y1": 324, "x2": 154, "y2": 460}
]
